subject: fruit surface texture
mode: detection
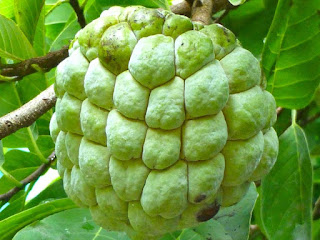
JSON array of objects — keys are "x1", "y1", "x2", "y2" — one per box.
[{"x1": 50, "y1": 5, "x2": 279, "y2": 239}]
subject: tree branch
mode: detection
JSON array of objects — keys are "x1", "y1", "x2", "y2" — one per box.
[
  {"x1": 0, "y1": 152, "x2": 56, "y2": 202},
  {"x1": 191, "y1": 0, "x2": 215, "y2": 25},
  {"x1": 170, "y1": 0, "x2": 193, "y2": 17},
  {"x1": 300, "y1": 112, "x2": 320, "y2": 126},
  {"x1": 0, "y1": 46, "x2": 68, "y2": 80},
  {"x1": 69, "y1": 0, "x2": 86, "y2": 28},
  {"x1": 0, "y1": 85, "x2": 56, "y2": 140},
  {"x1": 313, "y1": 196, "x2": 320, "y2": 220}
]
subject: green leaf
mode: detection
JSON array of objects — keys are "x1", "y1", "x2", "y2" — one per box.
[
  {"x1": 191, "y1": 221, "x2": 232, "y2": 240},
  {"x1": 25, "y1": 179, "x2": 67, "y2": 209},
  {"x1": 314, "y1": 219, "x2": 320, "y2": 240},
  {"x1": 0, "y1": 150, "x2": 42, "y2": 195},
  {"x1": 0, "y1": 198, "x2": 76, "y2": 240},
  {"x1": 45, "y1": 1, "x2": 73, "y2": 25},
  {"x1": 0, "y1": 191, "x2": 26, "y2": 221},
  {"x1": 262, "y1": 0, "x2": 320, "y2": 109},
  {"x1": 0, "y1": 82, "x2": 20, "y2": 116},
  {"x1": 0, "y1": 14, "x2": 36, "y2": 61},
  {"x1": 14, "y1": 0, "x2": 45, "y2": 44},
  {"x1": 261, "y1": 124, "x2": 312, "y2": 239},
  {"x1": 213, "y1": 183, "x2": 258, "y2": 240},
  {"x1": 0, "y1": 82, "x2": 33, "y2": 148},
  {"x1": 222, "y1": 0, "x2": 277, "y2": 57},
  {"x1": 177, "y1": 229, "x2": 204, "y2": 240},
  {"x1": 0, "y1": 0, "x2": 14, "y2": 18},
  {"x1": 33, "y1": 5, "x2": 46, "y2": 56},
  {"x1": 228, "y1": 0, "x2": 247, "y2": 6},
  {"x1": 97, "y1": 0, "x2": 170, "y2": 10},
  {"x1": 12, "y1": 208, "x2": 129, "y2": 240},
  {"x1": 2, "y1": 150, "x2": 42, "y2": 171},
  {"x1": 48, "y1": 15, "x2": 80, "y2": 51},
  {"x1": 16, "y1": 73, "x2": 48, "y2": 104}
]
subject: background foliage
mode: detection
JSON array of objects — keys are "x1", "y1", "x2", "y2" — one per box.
[{"x1": 0, "y1": 0, "x2": 319, "y2": 239}]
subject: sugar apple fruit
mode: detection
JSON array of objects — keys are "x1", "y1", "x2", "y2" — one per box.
[{"x1": 50, "y1": 5, "x2": 279, "y2": 240}]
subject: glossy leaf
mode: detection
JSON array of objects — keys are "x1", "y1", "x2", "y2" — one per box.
[
  {"x1": 14, "y1": 0, "x2": 45, "y2": 44},
  {"x1": 48, "y1": 16, "x2": 80, "y2": 51},
  {"x1": 177, "y1": 229, "x2": 204, "y2": 240},
  {"x1": 261, "y1": 124, "x2": 312, "y2": 239},
  {"x1": 222, "y1": 0, "x2": 277, "y2": 57},
  {"x1": 191, "y1": 221, "x2": 232, "y2": 240},
  {"x1": 0, "y1": 191, "x2": 26, "y2": 221},
  {"x1": 262, "y1": 0, "x2": 320, "y2": 108},
  {"x1": 0, "y1": 150, "x2": 42, "y2": 195},
  {"x1": 214, "y1": 183, "x2": 258, "y2": 240},
  {"x1": 25, "y1": 179, "x2": 67, "y2": 209},
  {"x1": 12, "y1": 208, "x2": 129, "y2": 240},
  {"x1": 0, "y1": 198, "x2": 76, "y2": 240},
  {"x1": 0, "y1": 0, "x2": 14, "y2": 18},
  {"x1": 33, "y1": 5, "x2": 46, "y2": 56},
  {"x1": 0, "y1": 14, "x2": 36, "y2": 61}
]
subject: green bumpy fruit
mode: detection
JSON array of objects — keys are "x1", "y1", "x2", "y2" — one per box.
[{"x1": 50, "y1": 6, "x2": 279, "y2": 240}]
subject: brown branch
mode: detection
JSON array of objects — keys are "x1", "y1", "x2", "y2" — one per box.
[
  {"x1": 170, "y1": 0, "x2": 193, "y2": 17},
  {"x1": 300, "y1": 112, "x2": 320, "y2": 126},
  {"x1": 276, "y1": 107, "x2": 283, "y2": 115},
  {"x1": 212, "y1": 0, "x2": 230, "y2": 12},
  {"x1": 0, "y1": 152, "x2": 56, "y2": 202},
  {"x1": 69, "y1": 0, "x2": 86, "y2": 28},
  {"x1": 313, "y1": 196, "x2": 320, "y2": 220},
  {"x1": 191, "y1": 0, "x2": 215, "y2": 25},
  {"x1": 0, "y1": 85, "x2": 56, "y2": 140},
  {"x1": 0, "y1": 46, "x2": 68, "y2": 79}
]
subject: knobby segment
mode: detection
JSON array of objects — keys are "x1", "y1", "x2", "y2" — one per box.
[
  {"x1": 0, "y1": 85, "x2": 56, "y2": 140},
  {"x1": 50, "y1": 6, "x2": 279, "y2": 239}
]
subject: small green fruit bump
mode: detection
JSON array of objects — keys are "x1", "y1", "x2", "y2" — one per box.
[
  {"x1": 249, "y1": 128, "x2": 279, "y2": 181},
  {"x1": 99, "y1": 22, "x2": 137, "y2": 75},
  {"x1": 129, "y1": 34, "x2": 175, "y2": 89}
]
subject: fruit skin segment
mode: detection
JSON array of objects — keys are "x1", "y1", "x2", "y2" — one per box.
[{"x1": 50, "y1": 5, "x2": 279, "y2": 239}]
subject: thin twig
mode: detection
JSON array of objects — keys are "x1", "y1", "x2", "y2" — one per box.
[
  {"x1": 0, "y1": 46, "x2": 68, "y2": 80},
  {"x1": 0, "y1": 151, "x2": 56, "y2": 202},
  {"x1": 0, "y1": 85, "x2": 56, "y2": 140},
  {"x1": 301, "y1": 112, "x2": 320, "y2": 126},
  {"x1": 276, "y1": 107, "x2": 283, "y2": 115},
  {"x1": 69, "y1": 0, "x2": 86, "y2": 28}
]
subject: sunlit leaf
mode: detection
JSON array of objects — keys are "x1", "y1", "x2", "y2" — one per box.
[
  {"x1": 14, "y1": 0, "x2": 45, "y2": 44},
  {"x1": 262, "y1": 0, "x2": 320, "y2": 108},
  {"x1": 0, "y1": 198, "x2": 76, "y2": 240},
  {"x1": 261, "y1": 123, "x2": 312, "y2": 239},
  {"x1": 0, "y1": 14, "x2": 36, "y2": 61},
  {"x1": 12, "y1": 208, "x2": 128, "y2": 240},
  {"x1": 0, "y1": 0, "x2": 14, "y2": 18}
]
